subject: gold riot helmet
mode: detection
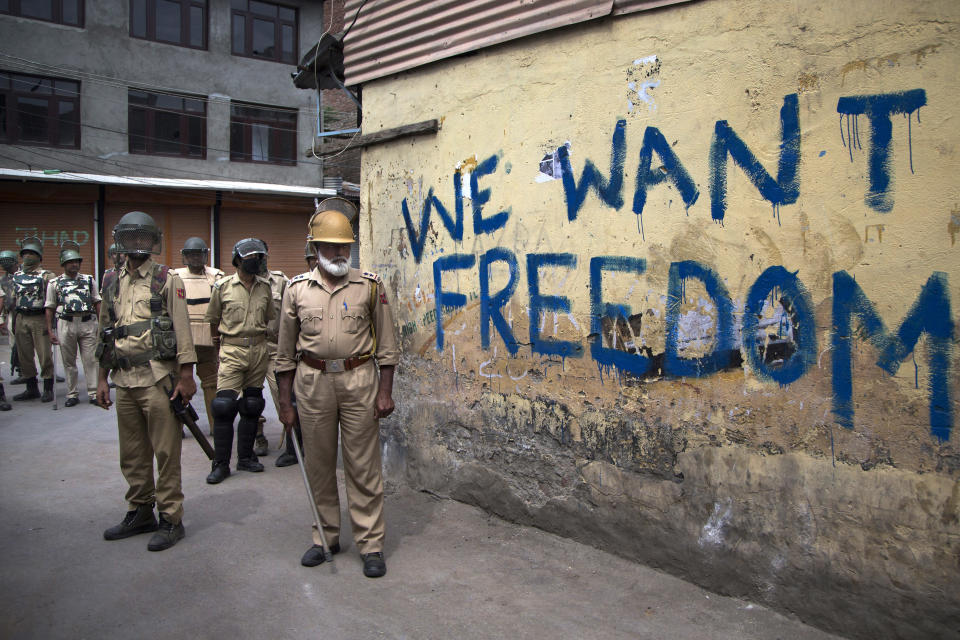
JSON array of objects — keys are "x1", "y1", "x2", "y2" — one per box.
[{"x1": 307, "y1": 197, "x2": 357, "y2": 244}]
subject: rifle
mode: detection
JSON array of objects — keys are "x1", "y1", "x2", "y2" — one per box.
[{"x1": 164, "y1": 375, "x2": 215, "y2": 460}]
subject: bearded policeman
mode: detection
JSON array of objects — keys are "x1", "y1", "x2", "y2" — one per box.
[
  {"x1": 96, "y1": 211, "x2": 197, "y2": 552},
  {"x1": 12, "y1": 236, "x2": 55, "y2": 402},
  {"x1": 203, "y1": 238, "x2": 275, "y2": 484},
  {"x1": 45, "y1": 242, "x2": 101, "y2": 406},
  {"x1": 276, "y1": 198, "x2": 399, "y2": 578},
  {"x1": 173, "y1": 237, "x2": 224, "y2": 432}
]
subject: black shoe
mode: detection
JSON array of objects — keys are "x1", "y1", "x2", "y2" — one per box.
[
  {"x1": 0, "y1": 385, "x2": 10, "y2": 411},
  {"x1": 56, "y1": 375, "x2": 64, "y2": 382},
  {"x1": 103, "y1": 504, "x2": 158, "y2": 540},
  {"x1": 301, "y1": 542, "x2": 341, "y2": 567},
  {"x1": 362, "y1": 552, "x2": 387, "y2": 578},
  {"x1": 206, "y1": 461, "x2": 230, "y2": 484},
  {"x1": 11, "y1": 376, "x2": 27, "y2": 385},
  {"x1": 89, "y1": 397, "x2": 99, "y2": 406},
  {"x1": 13, "y1": 378, "x2": 40, "y2": 401},
  {"x1": 40, "y1": 378, "x2": 53, "y2": 403},
  {"x1": 147, "y1": 515, "x2": 184, "y2": 552},
  {"x1": 237, "y1": 456, "x2": 264, "y2": 472},
  {"x1": 275, "y1": 452, "x2": 298, "y2": 467},
  {"x1": 64, "y1": 397, "x2": 79, "y2": 407},
  {"x1": 254, "y1": 435, "x2": 269, "y2": 456}
]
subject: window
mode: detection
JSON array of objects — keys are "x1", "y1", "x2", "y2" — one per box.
[
  {"x1": 230, "y1": 0, "x2": 297, "y2": 64},
  {"x1": 130, "y1": 0, "x2": 206, "y2": 49},
  {"x1": 0, "y1": 71, "x2": 80, "y2": 148},
  {"x1": 128, "y1": 89, "x2": 205, "y2": 158},
  {"x1": 230, "y1": 102, "x2": 296, "y2": 165},
  {"x1": 0, "y1": 0, "x2": 83, "y2": 26}
]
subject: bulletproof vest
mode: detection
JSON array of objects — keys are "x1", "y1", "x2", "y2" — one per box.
[
  {"x1": 174, "y1": 267, "x2": 222, "y2": 347},
  {"x1": 96, "y1": 263, "x2": 177, "y2": 369},
  {"x1": 13, "y1": 269, "x2": 50, "y2": 311},
  {"x1": 55, "y1": 274, "x2": 96, "y2": 314}
]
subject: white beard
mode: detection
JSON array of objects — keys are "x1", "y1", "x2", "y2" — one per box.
[{"x1": 318, "y1": 253, "x2": 349, "y2": 277}]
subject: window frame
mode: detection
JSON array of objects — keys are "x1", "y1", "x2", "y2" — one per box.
[
  {"x1": 0, "y1": 70, "x2": 81, "y2": 149},
  {"x1": 229, "y1": 101, "x2": 297, "y2": 166},
  {"x1": 129, "y1": 0, "x2": 208, "y2": 50},
  {"x1": 0, "y1": 0, "x2": 85, "y2": 27},
  {"x1": 230, "y1": 0, "x2": 298, "y2": 65},
  {"x1": 127, "y1": 88, "x2": 207, "y2": 159}
]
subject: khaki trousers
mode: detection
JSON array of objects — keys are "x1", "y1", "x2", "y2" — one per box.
[
  {"x1": 15, "y1": 313, "x2": 52, "y2": 379},
  {"x1": 265, "y1": 341, "x2": 279, "y2": 410},
  {"x1": 195, "y1": 346, "x2": 219, "y2": 430},
  {"x1": 217, "y1": 341, "x2": 269, "y2": 393},
  {"x1": 57, "y1": 316, "x2": 99, "y2": 399},
  {"x1": 294, "y1": 358, "x2": 384, "y2": 553},
  {"x1": 116, "y1": 380, "x2": 184, "y2": 524}
]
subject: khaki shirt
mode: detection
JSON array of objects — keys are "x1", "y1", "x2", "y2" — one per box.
[
  {"x1": 99, "y1": 258, "x2": 197, "y2": 388},
  {"x1": 204, "y1": 273, "x2": 275, "y2": 338},
  {"x1": 265, "y1": 270, "x2": 287, "y2": 344},
  {"x1": 275, "y1": 267, "x2": 400, "y2": 374}
]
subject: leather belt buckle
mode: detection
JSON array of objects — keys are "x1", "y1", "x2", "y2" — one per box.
[{"x1": 326, "y1": 359, "x2": 346, "y2": 373}]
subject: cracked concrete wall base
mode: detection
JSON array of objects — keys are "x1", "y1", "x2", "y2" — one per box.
[{"x1": 383, "y1": 387, "x2": 959, "y2": 639}]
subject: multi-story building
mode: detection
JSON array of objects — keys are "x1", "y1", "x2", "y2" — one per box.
[{"x1": 0, "y1": 0, "x2": 338, "y2": 278}]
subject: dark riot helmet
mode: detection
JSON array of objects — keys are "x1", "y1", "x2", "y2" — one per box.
[
  {"x1": 59, "y1": 240, "x2": 82, "y2": 266},
  {"x1": 19, "y1": 236, "x2": 43, "y2": 258},
  {"x1": 181, "y1": 237, "x2": 209, "y2": 260},
  {"x1": 113, "y1": 211, "x2": 161, "y2": 256},
  {"x1": 232, "y1": 238, "x2": 268, "y2": 267},
  {"x1": 0, "y1": 250, "x2": 17, "y2": 270}
]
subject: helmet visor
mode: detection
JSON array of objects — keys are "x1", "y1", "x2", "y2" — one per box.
[
  {"x1": 114, "y1": 226, "x2": 161, "y2": 255},
  {"x1": 234, "y1": 238, "x2": 267, "y2": 259}
]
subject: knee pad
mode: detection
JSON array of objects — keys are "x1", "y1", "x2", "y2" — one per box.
[
  {"x1": 212, "y1": 390, "x2": 239, "y2": 420},
  {"x1": 239, "y1": 387, "x2": 265, "y2": 417}
]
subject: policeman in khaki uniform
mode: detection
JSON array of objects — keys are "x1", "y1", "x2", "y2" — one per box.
[
  {"x1": 258, "y1": 256, "x2": 288, "y2": 457},
  {"x1": 173, "y1": 237, "x2": 224, "y2": 431},
  {"x1": 203, "y1": 238, "x2": 275, "y2": 484},
  {"x1": 45, "y1": 242, "x2": 101, "y2": 406},
  {"x1": 276, "y1": 198, "x2": 399, "y2": 579},
  {"x1": 96, "y1": 211, "x2": 197, "y2": 552},
  {"x1": 12, "y1": 237, "x2": 56, "y2": 402}
]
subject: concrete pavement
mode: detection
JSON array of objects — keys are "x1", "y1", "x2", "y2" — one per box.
[{"x1": 0, "y1": 346, "x2": 843, "y2": 639}]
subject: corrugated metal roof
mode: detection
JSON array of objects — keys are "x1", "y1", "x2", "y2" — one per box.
[{"x1": 342, "y1": 0, "x2": 695, "y2": 86}]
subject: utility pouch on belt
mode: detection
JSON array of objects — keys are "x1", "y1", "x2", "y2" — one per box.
[
  {"x1": 151, "y1": 315, "x2": 178, "y2": 360},
  {"x1": 96, "y1": 327, "x2": 119, "y2": 369}
]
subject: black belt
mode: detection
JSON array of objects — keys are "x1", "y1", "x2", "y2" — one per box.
[
  {"x1": 17, "y1": 309, "x2": 44, "y2": 315},
  {"x1": 186, "y1": 297, "x2": 210, "y2": 305},
  {"x1": 60, "y1": 313, "x2": 94, "y2": 322}
]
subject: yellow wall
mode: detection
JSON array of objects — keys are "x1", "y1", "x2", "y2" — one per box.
[{"x1": 359, "y1": 1, "x2": 959, "y2": 634}]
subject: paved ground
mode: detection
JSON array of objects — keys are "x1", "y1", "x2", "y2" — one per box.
[{"x1": 0, "y1": 345, "x2": 843, "y2": 640}]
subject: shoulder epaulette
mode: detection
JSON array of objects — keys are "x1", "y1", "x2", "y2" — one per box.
[
  {"x1": 289, "y1": 272, "x2": 312, "y2": 285},
  {"x1": 361, "y1": 271, "x2": 382, "y2": 284}
]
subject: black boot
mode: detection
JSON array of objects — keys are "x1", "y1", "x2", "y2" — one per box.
[
  {"x1": 13, "y1": 377, "x2": 40, "y2": 400},
  {"x1": 276, "y1": 423, "x2": 302, "y2": 467},
  {"x1": 206, "y1": 460, "x2": 231, "y2": 484},
  {"x1": 103, "y1": 503, "x2": 158, "y2": 540},
  {"x1": 147, "y1": 514, "x2": 185, "y2": 552},
  {"x1": 0, "y1": 384, "x2": 11, "y2": 411},
  {"x1": 40, "y1": 378, "x2": 54, "y2": 403}
]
